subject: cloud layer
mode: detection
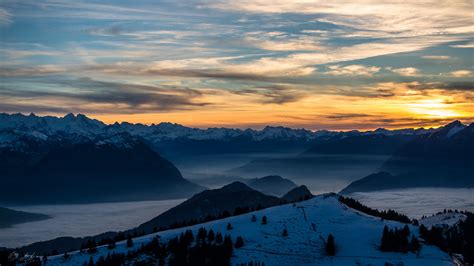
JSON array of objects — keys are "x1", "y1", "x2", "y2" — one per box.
[{"x1": 0, "y1": 0, "x2": 473, "y2": 129}]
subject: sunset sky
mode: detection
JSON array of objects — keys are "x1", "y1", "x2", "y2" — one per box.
[{"x1": 0, "y1": 0, "x2": 473, "y2": 130}]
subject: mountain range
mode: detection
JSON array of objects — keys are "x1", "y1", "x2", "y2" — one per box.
[
  {"x1": 341, "y1": 121, "x2": 474, "y2": 194},
  {"x1": 246, "y1": 175, "x2": 298, "y2": 196},
  {"x1": 0, "y1": 113, "x2": 434, "y2": 156},
  {"x1": 0, "y1": 207, "x2": 50, "y2": 228},
  {"x1": 0, "y1": 128, "x2": 203, "y2": 204},
  {"x1": 1, "y1": 113, "x2": 472, "y2": 203}
]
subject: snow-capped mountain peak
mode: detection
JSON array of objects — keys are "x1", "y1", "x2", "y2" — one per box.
[
  {"x1": 429, "y1": 120, "x2": 466, "y2": 139},
  {"x1": 0, "y1": 113, "x2": 465, "y2": 145}
]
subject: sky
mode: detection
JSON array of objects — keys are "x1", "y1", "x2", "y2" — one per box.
[{"x1": 0, "y1": 0, "x2": 473, "y2": 130}]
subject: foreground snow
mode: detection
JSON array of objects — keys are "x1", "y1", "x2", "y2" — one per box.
[{"x1": 47, "y1": 194, "x2": 453, "y2": 266}]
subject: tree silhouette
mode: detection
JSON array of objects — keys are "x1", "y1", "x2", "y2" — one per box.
[
  {"x1": 326, "y1": 234, "x2": 336, "y2": 256},
  {"x1": 126, "y1": 235, "x2": 133, "y2": 248},
  {"x1": 235, "y1": 236, "x2": 244, "y2": 248},
  {"x1": 215, "y1": 232, "x2": 223, "y2": 244},
  {"x1": 208, "y1": 229, "x2": 215, "y2": 243}
]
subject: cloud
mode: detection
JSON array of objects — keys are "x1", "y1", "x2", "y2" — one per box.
[
  {"x1": 244, "y1": 32, "x2": 322, "y2": 51},
  {"x1": 0, "y1": 78, "x2": 209, "y2": 114},
  {"x1": 422, "y1": 55, "x2": 451, "y2": 60},
  {"x1": 450, "y1": 41, "x2": 474, "y2": 48},
  {"x1": 233, "y1": 85, "x2": 308, "y2": 104},
  {"x1": 0, "y1": 102, "x2": 73, "y2": 114},
  {"x1": 10, "y1": 1, "x2": 200, "y2": 22},
  {"x1": 0, "y1": 49, "x2": 64, "y2": 58},
  {"x1": 210, "y1": 1, "x2": 473, "y2": 38},
  {"x1": 0, "y1": 8, "x2": 12, "y2": 25},
  {"x1": 389, "y1": 67, "x2": 420, "y2": 77},
  {"x1": 325, "y1": 113, "x2": 372, "y2": 120},
  {"x1": 326, "y1": 65, "x2": 381, "y2": 76},
  {"x1": 0, "y1": 65, "x2": 65, "y2": 76},
  {"x1": 87, "y1": 25, "x2": 123, "y2": 36},
  {"x1": 407, "y1": 81, "x2": 474, "y2": 92},
  {"x1": 450, "y1": 70, "x2": 472, "y2": 77},
  {"x1": 74, "y1": 37, "x2": 451, "y2": 83},
  {"x1": 82, "y1": 56, "x2": 317, "y2": 81}
]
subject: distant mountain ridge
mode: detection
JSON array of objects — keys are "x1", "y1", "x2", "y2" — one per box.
[
  {"x1": 341, "y1": 121, "x2": 474, "y2": 193},
  {"x1": 0, "y1": 207, "x2": 50, "y2": 228},
  {"x1": 0, "y1": 131, "x2": 203, "y2": 204},
  {"x1": 0, "y1": 113, "x2": 436, "y2": 143},
  {"x1": 246, "y1": 175, "x2": 298, "y2": 196},
  {"x1": 0, "y1": 112, "x2": 440, "y2": 158},
  {"x1": 2, "y1": 113, "x2": 472, "y2": 201},
  {"x1": 304, "y1": 134, "x2": 418, "y2": 155},
  {"x1": 282, "y1": 185, "x2": 313, "y2": 202}
]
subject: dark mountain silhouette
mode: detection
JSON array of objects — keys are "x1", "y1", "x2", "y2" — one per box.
[
  {"x1": 17, "y1": 232, "x2": 117, "y2": 256},
  {"x1": 0, "y1": 133, "x2": 203, "y2": 204},
  {"x1": 281, "y1": 185, "x2": 313, "y2": 202},
  {"x1": 0, "y1": 207, "x2": 50, "y2": 228},
  {"x1": 305, "y1": 134, "x2": 417, "y2": 155},
  {"x1": 340, "y1": 172, "x2": 398, "y2": 194},
  {"x1": 246, "y1": 175, "x2": 298, "y2": 196},
  {"x1": 137, "y1": 181, "x2": 281, "y2": 233},
  {"x1": 341, "y1": 121, "x2": 474, "y2": 193},
  {"x1": 383, "y1": 121, "x2": 472, "y2": 173}
]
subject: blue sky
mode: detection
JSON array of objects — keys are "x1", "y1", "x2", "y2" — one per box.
[{"x1": 0, "y1": 0, "x2": 473, "y2": 129}]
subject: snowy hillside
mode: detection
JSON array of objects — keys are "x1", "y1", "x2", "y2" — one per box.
[
  {"x1": 45, "y1": 194, "x2": 453, "y2": 266},
  {"x1": 420, "y1": 212, "x2": 467, "y2": 229}
]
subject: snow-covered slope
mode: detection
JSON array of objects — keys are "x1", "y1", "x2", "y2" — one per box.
[
  {"x1": 46, "y1": 194, "x2": 453, "y2": 266},
  {"x1": 420, "y1": 212, "x2": 467, "y2": 229}
]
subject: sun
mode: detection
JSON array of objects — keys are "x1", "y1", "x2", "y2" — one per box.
[{"x1": 407, "y1": 98, "x2": 460, "y2": 118}]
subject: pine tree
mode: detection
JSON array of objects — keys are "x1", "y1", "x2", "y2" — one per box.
[
  {"x1": 197, "y1": 227, "x2": 208, "y2": 244},
  {"x1": 215, "y1": 232, "x2": 223, "y2": 244},
  {"x1": 380, "y1": 225, "x2": 416, "y2": 253},
  {"x1": 235, "y1": 236, "x2": 244, "y2": 248},
  {"x1": 85, "y1": 239, "x2": 97, "y2": 254},
  {"x1": 402, "y1": 225, "x2": 410, "y2": 238},
  {"x1": 261, "y1": 216, "x2": 267, "y2": 225},
  {"x1": 126, "y1": 235, "x2": 133, "y2": 248},
  {"x1": 223, "y1": 234, "x2": 234, "y2": 257},
  {"x1": 184, "y1": 230, "x2": 194, "y2": 245},
  {"x1": 410, "y1": 236, "x2": 421, "y2": 252},
  {"x1": 325, "y1": 234, "x2": 336, "y2": 256},
  {"x1": 208, "y1": 229, "x2": 215, "y2": 243},
  {"x1": 381, "y1": 226, "x2": 390, "y2": 251},
  {"x1": 282, "y1": 228, "x2": 288, "y2": 237},
  {"x1": 107, "y1": 242, "x2": 116, "y2": 250},
  {"x1": 227, "y1": 222, "x2": 233, "y2": 230},
  {"x1": 251, "y1": 215, "x2": 257, "y2": 222}
]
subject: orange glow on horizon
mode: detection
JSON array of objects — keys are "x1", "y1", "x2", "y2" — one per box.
[{"x1": 89, "y1": 90, "x2": 474, "y2": 131}]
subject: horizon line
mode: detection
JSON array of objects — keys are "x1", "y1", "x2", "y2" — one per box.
[{"x1": 2, "y1": 111, "x2": 471, "y2": 133}]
